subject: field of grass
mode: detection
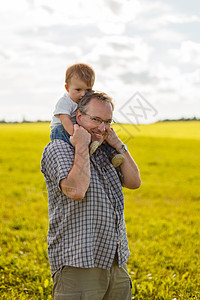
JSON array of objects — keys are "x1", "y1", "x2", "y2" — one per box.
[{"x1": 0, "y1": 121, "x2": 200, "y2": 299}]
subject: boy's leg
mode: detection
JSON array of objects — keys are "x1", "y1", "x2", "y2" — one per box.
[{"x1": 50, "y1": 124, "x2": 73, "y2": 146}]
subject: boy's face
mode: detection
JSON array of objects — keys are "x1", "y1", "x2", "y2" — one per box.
[{"x1": 66, "y1": 76, "x2": 92, "y2": 103}]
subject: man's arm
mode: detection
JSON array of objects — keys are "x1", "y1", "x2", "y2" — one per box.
[
  {"x1": 60, "y1": 124, "x2": 91, "y2": 200},
  {"x1": 106, "y1": 128, "x2": 141, "y2": 189}
]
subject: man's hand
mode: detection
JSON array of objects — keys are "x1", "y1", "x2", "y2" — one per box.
[
  {"x1": 70, "y1": 124, "x2": 91, "y2": 148},
  {"x1": 105, "y1": 127, "x2": 123, "y2": 151}
]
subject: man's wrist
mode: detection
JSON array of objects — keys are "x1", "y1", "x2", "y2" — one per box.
[
  {"x1": 116, "y1": 143, "x2": 128, "y2": 153},
  {"x1": 115, "y1": 142, "x2": 124, "y2": 151},
  {"x1": 75, "y1": 144, "x2": 90, "y2": 155}
]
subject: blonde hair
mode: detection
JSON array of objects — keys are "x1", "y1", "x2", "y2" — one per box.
[{"x1": 65, "y1": 63, "x2": 95, "y2": 87}]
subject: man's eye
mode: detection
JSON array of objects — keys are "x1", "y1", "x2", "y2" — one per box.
[{"x1": 76, "y1": 89, "x2": 81, "y2": 91}]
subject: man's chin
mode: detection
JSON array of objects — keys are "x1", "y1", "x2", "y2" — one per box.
[{"x1": 92, "y1": 136, "x2": 105, "y2": 145}]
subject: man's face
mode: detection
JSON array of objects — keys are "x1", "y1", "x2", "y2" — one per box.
[{"x1": 76, "y1": 97, "x2": 113, "y2": 145}]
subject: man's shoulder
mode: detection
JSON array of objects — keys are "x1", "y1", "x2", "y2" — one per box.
[
  {"x1": 43, "y1": 140, "x2": 74, "y2": 158},
  {"x1": 41, "y1": 140, "x2": 75, "y2": 177}
]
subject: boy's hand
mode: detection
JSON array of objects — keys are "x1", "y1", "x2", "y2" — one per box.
[
  {"x1": 70, "y1": 124, "x2": 91, "y2": 148},
  {"x1": 106, "y1": 128, "x2": 123, "y2": 150}
]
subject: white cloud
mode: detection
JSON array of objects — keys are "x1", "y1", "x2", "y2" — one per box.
[
  {"x1": 28, "y1": 0, "x2": 142, "y2": 32},
  {"x1": 131, "y1": 0, "x2": 200, "y2": 31},
  {"x1": 169, "y1": 41, "x2": 200, "y2": 64},
  {"x1": 104, "y1": 0, "x2": 142, "y2": 21},
  {"x1": 1, "y1": 0, "x2": 28, "y2": 12},
  {"x1": 97, "y1": 22, "x2": 126, "y2": 35},
  {"x1": 84, "y1": 35, "x2": 153, "y2": 67},
  {"x1": 1, "y1": 0, "x2": 200, "y2": 122},
  {"x1": 150, "y1": 29, "x2": 185, "y2": 43}
]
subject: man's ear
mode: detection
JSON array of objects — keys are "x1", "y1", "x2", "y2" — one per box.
[
  {"x1": 65, "y1": 84, "x2": 69, "y2": 92},
  {"x1": 76, "y1": 110, "x2": 82, "y2": 125}
]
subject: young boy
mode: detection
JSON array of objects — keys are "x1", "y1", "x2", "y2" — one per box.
[
  {"x1": 50, "y1": 63, "x2": 124, "y2": 167},
  {"x1": 50, "y1": 63, "x2": 94, "y2": 145}
]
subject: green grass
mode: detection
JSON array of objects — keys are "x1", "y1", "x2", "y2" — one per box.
[{"x1": 0, "y1": 122, "x2": 200, "y2": 299}]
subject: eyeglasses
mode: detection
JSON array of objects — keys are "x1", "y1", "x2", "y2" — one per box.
[{"x1": 81, "y1": 112, "x2": 115, "y2": 126}]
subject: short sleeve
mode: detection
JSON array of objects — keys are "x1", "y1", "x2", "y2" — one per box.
[
  {"x1": 53, "y1": 95, "x2": 77, "y2": 117},
  {"x1": 41, "y1": 140, "x2": 75, "y2": 190}
]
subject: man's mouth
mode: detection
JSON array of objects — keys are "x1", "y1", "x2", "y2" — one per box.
[
  {"x1": 92, "y1": 132, "x2": 106, "y2": 142},
  {"x1": 95, "y1": 133, "x2": 103, "y2": 138}
]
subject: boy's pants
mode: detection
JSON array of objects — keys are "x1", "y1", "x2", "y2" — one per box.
[
  {"x1": 52, "y1": 255, "x2": 132, "y2": 300},
  {"x1": 50, "y1": 124, "x2": 72, "y2": 146}
]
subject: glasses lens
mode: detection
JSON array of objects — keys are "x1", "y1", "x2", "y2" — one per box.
[
  {"x1": 84, "y1": 112, "x2": 114, "y2": 126},
  {"x1": 92, "y1": 117, "x2": 102, "y2": 125}
]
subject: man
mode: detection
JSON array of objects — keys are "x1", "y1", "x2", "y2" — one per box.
[{"x1": 41, "y1": 90, "x2": 141, "y2": 300}]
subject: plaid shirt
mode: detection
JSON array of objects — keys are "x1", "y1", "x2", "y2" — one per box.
[{"x1": 41, "y1": 139, "x2": 130, "y2": 277}]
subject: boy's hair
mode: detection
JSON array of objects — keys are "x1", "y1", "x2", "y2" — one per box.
[
  {"x1": 65, "y1": 63, "x2": 95, "y2": 87},
  {"x1": 78, "y1": 90, "x2": 114, "y2": 113}
]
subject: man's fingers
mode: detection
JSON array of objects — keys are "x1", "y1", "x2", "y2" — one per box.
[{"x1": 73, "y1": 124, "x2": 80, "y2": 132}]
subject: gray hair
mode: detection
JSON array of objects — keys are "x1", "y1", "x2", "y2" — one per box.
[{"x1": 77, "y1": 90, "x2": 114, "y2": 114}]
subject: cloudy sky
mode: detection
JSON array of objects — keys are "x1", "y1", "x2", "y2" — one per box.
[{"x1": 1, "y1": 0, "x2": 200, "y2": 124}]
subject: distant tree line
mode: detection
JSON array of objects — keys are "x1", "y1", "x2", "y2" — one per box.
[
  {"x1": 0, "y1": 116, "x2": 199, "y2": 124},
  {"x1": 0, "y1": 119, "x2": 50, "y2": 124},
  {"x1": 157, "y1": 117, "x2": 200, "y2": 122}
]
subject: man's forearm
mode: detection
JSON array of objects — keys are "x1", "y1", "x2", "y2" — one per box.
[
  {"x1": 115, "y1": 142, "x2": 141, "y2": 189},
  {"x1": 60, "y1": 145, "x2": 90, "y2": 200},
  {"x1": 106, "y1": 128, "x2": 141, "y2": 189},
  {"x1": 120, "y1": 151, "x2": 141, "y2": 189}
]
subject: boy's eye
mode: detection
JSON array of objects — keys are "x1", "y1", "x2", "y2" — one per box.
[{"x1": 76, "y1": 89, "x2": 81, "y2": 91}]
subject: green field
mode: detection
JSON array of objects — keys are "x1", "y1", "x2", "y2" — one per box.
[{"x1": 0, "y1": 121, "x2": 200, "y2": 299}]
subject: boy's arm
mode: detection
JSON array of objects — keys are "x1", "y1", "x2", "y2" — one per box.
[
  {"x1": 106, "y1": 128, "x2": 141, "y2": 189},
  {"x1": 59, "y1": 114, "x2": 74, "y2": 136}
]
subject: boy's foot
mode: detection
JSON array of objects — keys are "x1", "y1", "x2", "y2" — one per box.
[
  {"x1": 89, "y1": 141, "x2": 100, "y2": 156},
  {"x1": 111, "y1": 153, "x2": 125, "y2": 168}
]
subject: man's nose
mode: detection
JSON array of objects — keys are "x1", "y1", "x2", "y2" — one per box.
[{"x1": 97, "y1": 122, "x2": 106, "y2": 131}]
